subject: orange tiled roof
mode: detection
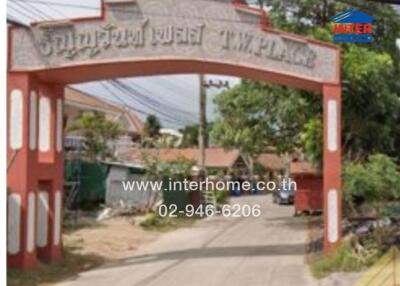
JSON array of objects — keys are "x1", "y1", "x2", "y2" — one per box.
[
  {"x1": 127, "y1": 148, "x2": 241, "y2": 168},
  {"x1": 290, "y1": 160, "x2": 320, "y2": 176},
  {"x1": 256, "y1": 153, "x2": 284, "y2": 170},
  {"x1": 65, "y1": 87, "x2": 143, "y2": 133},
  {"x1": 65, "y1": 87, "x2": 122, "y2": 113}
]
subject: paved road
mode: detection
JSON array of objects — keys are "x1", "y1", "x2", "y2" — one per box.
[{"x1": 58, "y1": 195, "x2": 317, "y2": 286}]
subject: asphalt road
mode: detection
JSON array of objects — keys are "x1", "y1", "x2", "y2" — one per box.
[{"x1": 58, "y1": 195, "x2": 317, "y2": 286}]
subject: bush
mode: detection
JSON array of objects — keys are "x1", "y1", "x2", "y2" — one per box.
[
  {"x1": 215, "y1": 190, "x2": 229, "y2": 205},
  {"x1": 139, "y1": 213, "x2": 196, "y2": 232},
  {"x1": 310, "y1": 240, "x2": 381, "y2": 278},
  {"x1": 343, "y1": 154, "x2": 400, "y2": 214},
  {"x1": 311, "y1": 242, "x2": 362, "y2": 278}
]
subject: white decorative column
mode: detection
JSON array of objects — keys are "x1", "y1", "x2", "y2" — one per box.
[{"x1": 322, "y1": 84, "x2": 342, "y2": 254}]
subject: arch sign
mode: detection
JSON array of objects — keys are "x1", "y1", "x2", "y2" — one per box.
[{"x1": 7, "y1": 0, "x2": 342, "y2": 269}]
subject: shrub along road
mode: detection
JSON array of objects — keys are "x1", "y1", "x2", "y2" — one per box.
[{"x1": 55, "y1": 195, "x2": 357, "y2": 286}]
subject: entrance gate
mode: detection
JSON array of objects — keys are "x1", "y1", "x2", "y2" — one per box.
[{"x1": 7, "y1": 0, "x2": 342, "y2": 269}]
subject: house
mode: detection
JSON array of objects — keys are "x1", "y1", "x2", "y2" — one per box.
[
  {"x1": 124, "y1": 147, "x2": 245, "y2": 174},
  {"x1": 65, "y1": 160, "x2": 154, "y2": 209},
  {"x1": 256, "y1": 153, "x2": 285, "y2": 179},
  {"x1": 104, "y1": 161, "x2": 155, "y2": 209},
  {"x1": 64, "y1": 86, "x2": 144, "y2": 153}
]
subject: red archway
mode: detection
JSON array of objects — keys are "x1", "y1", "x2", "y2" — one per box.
[{"x1": 7, "y1": 0, "x2": 342, "y2": 270}]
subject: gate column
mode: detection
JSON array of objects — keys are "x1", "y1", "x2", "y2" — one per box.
[
  {"x1": 7, "y1": 72, "x2": 64, "y2": 269},
  {"x1": 322, "y1": 84, "x2": 342, "y2": 254},
  {"x1": 35, "y1": 83, "x2": 64, "y2": 263},
  {"x1": 7, "y1": 72, "x2": 40, "y2": 270}
]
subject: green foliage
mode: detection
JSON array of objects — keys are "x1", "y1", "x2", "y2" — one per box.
[
  {"x1": 343, "y1": 154, "x2": 400, "y2": 212},
  {"x1": 215, "y1": 190, "x2": 229, "y2": 205},
  {"x1": 139, "y1": 213, "x2": 196, "y2": 232},
  {"x1": 180, "y1": 124, "x2": 199, "y2": 147},
  {"x1": 143, "y1": 114, "x2": 161, "y2": 138},
  {"x1": 301, "y1": 118, "x2": 323, "y2": 167},
  {"x1": 68, "y1": 112, "x2": 122, "y2": 161},
  {"x1": 253, "y1": 162, "x2": 267, "y2": 176},
  {"x1": 310, "y1": 241, "x2": 380, "y2": 279},
  {"x1": 179, "y1": 123, "x2": 214, "y2": 148},
  {"x1": 162, "y1": 157, "x2": 196, "y2": 179},
  {"x1": 341, "y1": 46, "x2": 399, "y2": 160},
  {"x1": 142, "y1": 115, "x2": 163, "y2": 148},
  {"x1": 262, "y1": 0, "x2": 400, "y2": 161},
  {"x1": 141, "y1": 150, "x2": 195, "y2": 181},
  {"x1": 211, "y1": 81, "x2": 309, "y2": 162}
]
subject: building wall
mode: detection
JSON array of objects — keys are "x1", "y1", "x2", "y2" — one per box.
[{"x1": 105, "y1": 166, "x2": 157, "y2": 208}]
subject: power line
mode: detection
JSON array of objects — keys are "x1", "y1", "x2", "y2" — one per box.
[
  {"x1": 24, "y1": 1, "x2": 54, "y2": 20},
  {"x1": 10, "y1": 0, "x2": 261, "y2": 25},
  {"x1": 100, "y1": 81, "x2": 188, "y2": 126},
  {"x1": 10, "y1": 0, "x2": 47, "y2": 20},
  {"x1": 33, "y1": 1, "x2": 67, "y2": 17},
  {"x1": 116, "y1": 80, "x2": 199, "y2": 119},
  {"x1": 101, "y1": 82, "x2": 186, "y2": 126},
  {"x1": 113, "y1": 80, "x2": 198, "y2": 122},
  {"x1": 8, "y1": 3, "x2": 36, "y2": 21},
  {"x1": 109, "y1": 80, "x2": 195, "y2": 124}
]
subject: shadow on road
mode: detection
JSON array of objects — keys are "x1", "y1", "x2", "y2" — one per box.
[{"x1": 99, "y1": 243, "x2": 306, "y2": 271}]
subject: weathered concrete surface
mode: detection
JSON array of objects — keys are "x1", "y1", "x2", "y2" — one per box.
[{"x1": 57, "y1": 195, "x2": 318, "y2": 286}]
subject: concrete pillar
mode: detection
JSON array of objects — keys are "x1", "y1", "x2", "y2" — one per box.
[
  {"x1": 322, "y1": 84, "x2": 342, "y2": 254},
  {"x1": 7, "y1": 73, "x2": 40, "y2": 270},
  {"x1": 7, "y1": 72, "x2": 64, "y2": 269},
  {"x1": 35, "y1": 83, "x2": 64, "y2": 263}
]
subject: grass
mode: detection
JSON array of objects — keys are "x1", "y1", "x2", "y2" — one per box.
[
  {"x1": 215, "y1": 190, "x2": 230, "y2": 205},
  {"x1": 309, "y1": 241, "x2": 382, "y2": 279},
  {"x1": 307, "y1": 216, "x2": 383, "y2": 279},
  {"x1": 139, "y1": 213, "x2": 198, "y2": 232},
  {"x1": 7, "y1": 247, "x2": 105, "y2": 286}
]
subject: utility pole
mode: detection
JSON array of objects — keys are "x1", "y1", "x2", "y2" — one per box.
[
  {"x1": 199, "y1": 74, "x2": 207, "y2": 173},
  {"x1": 198, "y1": 76, "x2": 230, "y2": 173}
]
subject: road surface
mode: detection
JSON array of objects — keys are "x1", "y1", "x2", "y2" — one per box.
[{"x1": 57, "y1": 195, "x2": 317, "y2": 286}]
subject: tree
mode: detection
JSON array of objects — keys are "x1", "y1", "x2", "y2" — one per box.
[
  {"x1": 179, "y1": 123, "x2": 213, "y2": 148},
  {"x1": 301, "y1": 118, "x2": 323, "y2": 167},
  {"x1": 343, "y1": 154, "x2": 400, "y2": 215},
  {"x1": 256, "y1": 0, "x2": 400, "y2": 162},
  {"x1": 143, "y1": 114, "x2": 161, "y2": 138},
  {"x1": 142, "y1": 114, "x2": 162, "y2": 147},
  {"x1": 211, "y1": 80, "x2": 309, "y2": 178},
  {"x1": 180, "y1": 124, "x2": 199, "y2": 147},
  {"x1": 68, "y1": 111, "x2": 123, "y2": 161}
]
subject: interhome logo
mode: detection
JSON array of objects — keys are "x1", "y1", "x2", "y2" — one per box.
[{"x1": 331, "y1": 8, "x2": 375, "y2": 43}]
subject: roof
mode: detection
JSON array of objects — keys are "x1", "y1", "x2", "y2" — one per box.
[
  {"x1": 65, "y1": 87, "x2": 122, "y2": 114},
  {"x1": 126, "y1": 148, "x2": 242, "y2": 168},
  {"x1": 65, "y1": 87, "x2": 143, "y2": 134},
  {"x1": 101, "y1": 160, "x2": 145, "y2": 170},
  {"x1": 290, "y1": 161, "x2": 321, "y2": 176},
  {"x1": 331, "y1": 8, "x2": 374, "y2": 23},
  {"x1": 256, "y1": 153, "x2": 284, "y2": 170}
]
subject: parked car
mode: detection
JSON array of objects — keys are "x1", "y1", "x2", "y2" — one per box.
[{"x1": 272, "y1": 180, "x2": 295, "y2": 205}]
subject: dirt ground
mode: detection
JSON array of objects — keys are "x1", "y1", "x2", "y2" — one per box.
[
  {"x1": 7, "y1": 215, "x2": 160, "y2": 286},
  {"x1": 63, "y1": 216, "x2": 159, "y2": 260}
]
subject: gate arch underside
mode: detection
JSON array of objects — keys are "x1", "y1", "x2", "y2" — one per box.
[{"x1": 7, "y1": 0, "x2": 342, "y2": 270}]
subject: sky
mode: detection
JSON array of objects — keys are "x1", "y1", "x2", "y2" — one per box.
[{"x1": 7, "y1": 0, "x2": 240, "y2": 129}]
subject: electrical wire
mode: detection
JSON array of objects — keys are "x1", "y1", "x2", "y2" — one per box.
[
  {"x1": 100, "y1": 82, "x2": 188, "y2": 126},
  {"x1": 109, "y1": 80, "x2": 196, "y2": 124},
  {"x1": 10, "y1": 0, "x2": 261, "y2": 25},
  {"x1": 10, "y1": 0, "x2": 47, "y2": 20},
  {"x1": 8, "y1": 2, "x2": 37, "y2": 21},
  {"x1": 113, "y1": 79, "x2": 199, "y2": 119}
]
